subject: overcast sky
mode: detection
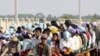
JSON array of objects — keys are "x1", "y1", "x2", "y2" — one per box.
[{"x1": 0, "y1": 0, "x2": 100, "y2": 16}]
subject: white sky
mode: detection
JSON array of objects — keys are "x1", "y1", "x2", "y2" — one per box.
[{"x1": 0, "y1": 0, "x2": 100, "y2": 16}]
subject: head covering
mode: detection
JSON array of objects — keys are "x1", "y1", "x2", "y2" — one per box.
[
  {"x1": 31, "y1": 25, "x2": 35, "y2": 31},
  {"x1": 27, "y1": 24, "x2": 33, "y2": 30},
  {"x1": 63, "y1": 31, "x2": 71, "y2": 39},
  {"x1": 49, "y1": 26, "x2": 59, "y2": 34},
  {"x1": 39, "y1": 23, "x2": 47, "y2": 28},
  {"x1": 92, "y1": 22, "x2": 98, "y2": 27},
  {"x1": 82, "y1": 22, "x2": 91, "y2": 29},
  {"x1": 11, "y1": 37, "x2": 19, "y2": 42},
  {"x1": 82, "y1": 22, "x2": 87, "y2": 28},
  {"x1": 39, "y1": 23, "x2": 47, "y2": 31},
  {"x1": 68, "y1": 26, "x2": 76, "y2": 34},
  {"x1": 4, "y1": 30, "x2": 11, "y2": 39},
  {"x1": 78, "y1": 26, "x2": 86, "y2": 33}
]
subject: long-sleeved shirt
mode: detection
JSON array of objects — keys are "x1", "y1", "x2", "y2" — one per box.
[{"x1": 31, "y1": 36, "x2": 41, "y2": 48}]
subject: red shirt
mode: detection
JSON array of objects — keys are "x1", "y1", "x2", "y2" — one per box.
[
  {"x1": 86, "y1": 31, "x2": 91, "y2": 40},
  {"x1": 39, "y1": 44, "x2": 44, "y2": 56}
]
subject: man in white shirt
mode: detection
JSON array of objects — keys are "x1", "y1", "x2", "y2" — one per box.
[{"x1": 31, "y1": 27, "x2": 42, "y2": 48}]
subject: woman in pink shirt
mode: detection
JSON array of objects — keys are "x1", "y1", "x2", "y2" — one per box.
[{"x1": 51, "y1": 33, "x2": 62, "y2": 56}]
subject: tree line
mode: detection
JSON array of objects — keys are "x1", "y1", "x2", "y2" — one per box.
[{"x1": 0, "y1": 13, "x2": 100, "y2": 20}]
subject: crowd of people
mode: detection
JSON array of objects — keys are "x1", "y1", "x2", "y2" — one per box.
[{"x1": 0, "y1": 20, "x2": 100, "y2": 56}]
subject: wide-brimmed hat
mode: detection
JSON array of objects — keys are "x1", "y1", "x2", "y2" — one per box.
[
  {"x1": 11, "y1": 37, "x2": 19, "y2": 42},
  {"x1": 49, "y1": 26, "x2": 59, "y2": 34}
]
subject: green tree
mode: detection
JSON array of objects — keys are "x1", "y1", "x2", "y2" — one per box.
[
  {"x1": 35, "y1": 13, "x2": 45, "y2": 23},
  {"x1": 92, "y1": 14, "x2": 97, "y2": 19},
  {"x1": 35, "y1": 13, "x2": 45, "y2": 19},
  {"x1": 46, "y1": 14, "x2": 53, "y2": 21},
  {"x1": 60, "y1": 14, "x2": 73, "y2": 19}
]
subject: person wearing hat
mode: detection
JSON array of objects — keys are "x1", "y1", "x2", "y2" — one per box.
[
  {"x1": 33, "y1": 34, "x2": 51, "y2": 56},
  {"x1": 1, "y1": 37, "x2": 20, "y2": 56},
  {"x1": 49, "y1": 26, "x2": 59, "y2": 34}
]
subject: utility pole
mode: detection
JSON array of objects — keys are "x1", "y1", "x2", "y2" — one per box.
[
  {"x1": 14, "y1": 0, "x2": 18, "y2": 25},
  {"x1": 79, "y1": 0, "x2": 82, "y2": 23}
]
